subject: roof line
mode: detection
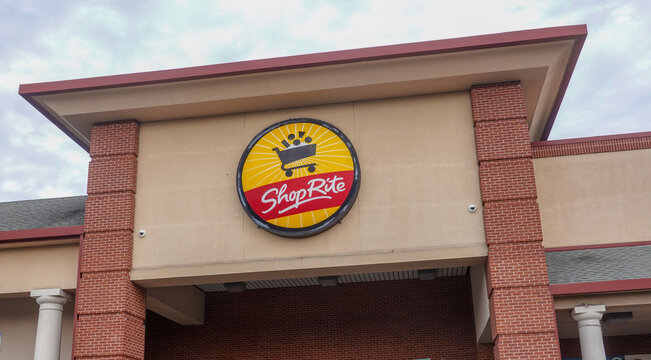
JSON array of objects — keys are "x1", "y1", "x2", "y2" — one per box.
[
  {"x1": 19, "y1": 25, "x2": 587, "y2": 150},
  {"x1": 539, "y1": 26, "x2": 586, "y2": 140},
  {"x1": 545, "y1": 240, "x2": 651, "y2": 252},
  {"x1": 19, "y1": 25, "x2": 587, "y2": 96},
  {"x1": 0, "y1": 225, "x2": 84, "y2": 243},
  {"x1": 0, "y1": 194, "x2": 87, "y2": 205},
  {"x1": 550, "y1": 278, "x2": 651, "y2": 295},
  {"x1": 533, "y1": 130, "x2": 651, "y2": 146}
]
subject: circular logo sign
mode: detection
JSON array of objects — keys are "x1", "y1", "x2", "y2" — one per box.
[{"x1": 237, "y1": 118, "x2": 360, "y2": 238}]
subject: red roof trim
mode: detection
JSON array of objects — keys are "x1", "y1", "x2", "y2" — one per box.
[
  {"x1": 19, "y1": 25, "x2": 587, "y2": 96},
  {"x1": 550, "y1": 278, "x2": 651, "y2": 295},
  {"x1": 533, "y1": 130, "x2": 651, "y2": 146},
  {"x1": 540, "y1": 28, "x2": 586, "y2": 140},
  {"x1": 0, "y1": 225, "x2": 84, "y2": 243},
  {"x1": 546, "y1": 240, "x2": 651, "y2": 252}
]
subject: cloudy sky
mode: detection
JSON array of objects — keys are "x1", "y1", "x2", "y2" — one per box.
[{"x1": 1, "y1": 0, "x2": 650, "y2": 202}]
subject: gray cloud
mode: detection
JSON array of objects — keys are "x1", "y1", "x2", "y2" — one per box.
[
  {"x1": 543, "y1": 2, "x2": 651, "y2": 138},
  {"x1": 1, "y1": 0, "x2": 650, "y2": 201}
]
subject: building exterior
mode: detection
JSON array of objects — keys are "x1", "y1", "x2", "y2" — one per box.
[{"x1": 1, "y1": 25, "x2": 650, "y2": 360}]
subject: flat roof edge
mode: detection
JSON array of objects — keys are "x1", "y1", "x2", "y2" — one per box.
[
  {"x1": 0, "y1": 225, "x2": 84, "y2": 243},
  {"x1": 539, "y1": 26, "x2": 587, "y2": 140},
  {"x1": 550, "y1": 278, "x2": 651, "y2": 296},
  {"x1": 19, "y1": 25, "x2": 587, "y2": 97},
  {"x1": 533, "y1": 130, "x2": 651, "y2": 146}
]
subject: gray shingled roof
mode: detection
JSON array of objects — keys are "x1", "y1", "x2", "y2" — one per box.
[
  {"x1": 547, "y1": 245, "x2": 651, "y2": 284},
  {"x1": 0, "y1": 196, "x2": 86, "y2": 231}
]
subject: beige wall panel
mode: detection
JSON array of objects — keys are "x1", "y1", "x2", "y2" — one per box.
[
  {"x1": 535, "y1": 149, "x2": 651, "y2": 248},
  {"x1": 0, "y1": 243, "x2": 78, "y2": 296},
  {"x1": 354, "y1": 93, "x2": 483, "y2": 251},
  {"x1": 134, "y1": 114, "x2": 245, "y2": 267},
  {"x1": 133, "y1": 93, "x2": 485, "y2": 283},
  {"x1": 0, "y1": 297, "x2": 74, "y2": 360}
]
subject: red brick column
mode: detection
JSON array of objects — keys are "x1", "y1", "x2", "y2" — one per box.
[
  {"x1": 471, "y1": 82, "x2": 561, "y2": 359},
  {"x1": 74, "y1": 120, "x2": 146, "y2": 360},
  {"x1": 477, "y1": 343, "x2": 495, "y2": 360}
]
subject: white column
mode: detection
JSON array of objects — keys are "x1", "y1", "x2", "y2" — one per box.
[
  {"x1": 30, "y1": 288, "x2": 71, "y2": 360},
  {"x1": 572, "y1": 304, "x2": 607, "y2": 360}
]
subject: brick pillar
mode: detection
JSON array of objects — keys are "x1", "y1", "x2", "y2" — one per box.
[
  {"x1": 471, "y1": 82, "x2": 561, "y2": 359},
  {"x1": 74, "y1": 120, "x2": 146, "y2": 360},
  {"x1": 476, "y1": 343, "x2": 495, "y2": 360}
]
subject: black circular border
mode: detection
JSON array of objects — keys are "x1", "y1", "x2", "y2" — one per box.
[{"x1": 236, "y1": 118, "x2": 361, "y2": 238}]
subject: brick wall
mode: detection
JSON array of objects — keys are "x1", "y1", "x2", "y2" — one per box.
[
  {"x1": 560, "y1": 334, "x2": 651, "y2": 358},
  {"x1": 471, "y1": 82, "x2": 561, "y2": 359},
  {"x1": 145, "y1": 277, "x2": 489, "y2": 360},
  {"x1": 477, "y1": 343, "x2": 496, "y2": 360},
  {"x1": 74, "y1": 120, "x2": 146, "y2": 359}
]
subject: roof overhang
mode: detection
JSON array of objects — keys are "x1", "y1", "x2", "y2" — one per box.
[{"x1": 19, "y1": 25, "x2": 587, "y2": 151}]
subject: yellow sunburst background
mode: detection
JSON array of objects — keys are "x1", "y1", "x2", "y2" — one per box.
[{"x1": 241, "y1": 122, "x2": 354, "y2": 228}]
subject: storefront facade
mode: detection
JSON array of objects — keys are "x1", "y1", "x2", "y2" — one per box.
[{"x1": 2, "y1": 25, "x2": 651, "y2": 359}]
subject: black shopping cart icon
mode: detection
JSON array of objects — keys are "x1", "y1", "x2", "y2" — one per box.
[{"x1": 272, "y1": 131, "x2": 316, "y2": 177}]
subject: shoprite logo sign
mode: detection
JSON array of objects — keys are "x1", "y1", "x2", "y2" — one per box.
[{"x1": 236, "y1": 118, "x2": 360, "y2": 238}]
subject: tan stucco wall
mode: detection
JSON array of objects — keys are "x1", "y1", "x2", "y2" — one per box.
[
  {"x1": 0, "y1": 297, "x2": 74, "y2": 360},
  {"x1": 535, "y1": 149, "x2": 651, "y2": 248},
  {"x1": 0, "y1": 242, "x2": 78, "y2": 296},
  {"x1": 132, "y1": 92, "x2": 486, "y2": 285}
]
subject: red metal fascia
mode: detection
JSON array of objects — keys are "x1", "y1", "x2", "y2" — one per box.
[
  {"x1": 539, "y1": 26, "x2": 587, "y2": 140},
  {"x1": 550, "y1": 278, "x2": 651, "y2": 295},
  {"x1": 0, "y1": 225, "x2": 84, "y2": 243},
  {"x1": 19, "y1": 25, "x2": 588, "y2": 97},
  {"x1": 18, "y1": 24, "x2": 587, "y2": 151}
]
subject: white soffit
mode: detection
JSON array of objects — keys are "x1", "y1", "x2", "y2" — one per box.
[{"x1": 196, "y1": 267, "x2": 469, "y2": 292}]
